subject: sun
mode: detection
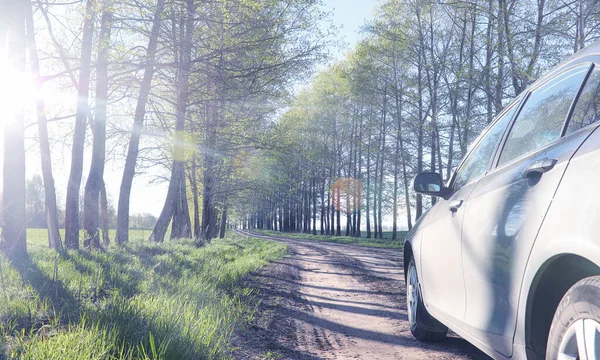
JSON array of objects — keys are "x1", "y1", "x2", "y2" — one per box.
[{"x1": 0, "y1": 45, "x2": 33, "y2": 129}]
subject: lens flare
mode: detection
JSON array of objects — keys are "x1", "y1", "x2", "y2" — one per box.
[
  {"x1": 0, "y1": 48, "x2": 31, "y2": 126},
  {"x1": 332, "y1": 178, "x2": 362, "y2": 213}
]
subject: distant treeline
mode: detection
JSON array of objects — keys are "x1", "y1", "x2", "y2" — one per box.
[{"x1": 242, "y1": 0, "x2": 600, "y2": 240}]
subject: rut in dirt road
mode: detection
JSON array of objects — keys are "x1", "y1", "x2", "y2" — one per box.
[{"x1": 239, "y1": 231, "x2": 489, "y2": 360}]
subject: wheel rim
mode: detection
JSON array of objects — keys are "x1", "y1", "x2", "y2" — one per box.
[
  {"x1": 407, "y1": 263, "x2": 419, "y2": 329},
  {"x1": 558, "y1": 319, "x2": 600, "y2": 360}
]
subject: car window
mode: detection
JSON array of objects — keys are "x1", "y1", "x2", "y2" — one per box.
[
  {"x1": 498, "y1": 65, "x2": 590, "y2": 167},
  {"x1": 452, "y1": 105, "x2": 517, "y2": 190},
  {"x1": 566, "y1": 67, "x2": 600, "y2": 134}
]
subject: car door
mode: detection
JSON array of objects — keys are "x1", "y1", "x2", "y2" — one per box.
[
  {"x1": 419, "y1": 102, "x2": 518, "y2": 324},
  {"x1": 460, "y1": 63, "x2": 598, "y2": 357}
]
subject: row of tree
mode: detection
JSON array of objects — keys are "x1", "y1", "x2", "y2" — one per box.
[
  {"x1": 18, "y1": 175, "x2": 156, "y2": 229},
  {"x1": 0, "y1": 0, "x2": 329, "y2": 255},
  {"x1": 245, "y1": 0, "x2": 600, "y2": 239}
]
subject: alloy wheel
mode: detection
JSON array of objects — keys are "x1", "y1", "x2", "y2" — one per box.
[
  {"x1": 558, "y1": 319, "x2": 600, "y2": 360},
  {"x1": 407, "y1": 263, "x2": 419, "y2": 329}
]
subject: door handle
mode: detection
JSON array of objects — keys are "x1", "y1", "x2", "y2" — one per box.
[
  {"x1": 522, "y1": 158, "x2": 558, "y2": 178},
  {"x1": 449, "y1": 199, "x2": 463, "y2": 213}
]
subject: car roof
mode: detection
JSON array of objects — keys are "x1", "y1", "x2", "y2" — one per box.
[{"x1": 566, "y1": 39, "x2": 600, "y2": 61}]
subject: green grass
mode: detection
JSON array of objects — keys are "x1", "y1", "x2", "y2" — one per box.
[
  {"x1": 255, "y1": 229, "x2": 407, "y2": 249},
  {"x1": 0, "y1": 229, "x2": 286, "y2": 359}
]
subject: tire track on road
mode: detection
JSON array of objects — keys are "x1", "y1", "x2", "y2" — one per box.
[{"x1": 238, "y1": 230, "x2": 489, "y2": 359}]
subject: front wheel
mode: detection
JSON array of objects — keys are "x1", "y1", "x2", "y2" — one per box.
[
  {"x1": 406, "y1": 258, "x2": 447, "y2": 342},
  {"x1": 546, "y1": 276, "x2": 600, "y2": 359}
]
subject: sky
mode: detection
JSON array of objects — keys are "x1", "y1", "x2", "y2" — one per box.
[
  {"x1": 322, "y1": 0, "x2": 378, "y2": 62},
  {"x1": 2, "y1": 0, "x2": 380, "y2": 220}
]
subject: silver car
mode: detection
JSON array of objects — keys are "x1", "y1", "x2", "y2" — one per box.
[{"x1": 406, "y1": 42, "x2": 600, "y2": 360}]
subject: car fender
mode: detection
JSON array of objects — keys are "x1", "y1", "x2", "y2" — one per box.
[
  {"x1": 403, "y1": 207, "x2": 432, "y2": 300},
  {"x1": 513, "y1": 233, "x2": 600, "y2": 356}
]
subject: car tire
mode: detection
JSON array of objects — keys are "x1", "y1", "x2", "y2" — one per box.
[
  {"x1": 546, "y1": 276, "x2": 600, "y2": 359},
  {"x1": 406, "y1": 257, "x2": 448, "y2": 342}
]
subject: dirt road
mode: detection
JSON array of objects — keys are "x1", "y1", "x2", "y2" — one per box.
[{"x1": 235, "y1": 230, "x2": 489, "y2": 360}]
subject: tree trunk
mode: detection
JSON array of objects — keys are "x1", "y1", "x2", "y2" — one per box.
[
  {"x1": 356, "y1": 112, "x2": 363, "y2": 238},
  {"x1": 577, "y1": 0, "x2": 585, "y2": 51},
  {"x1": 201, "y1": 139, "x2": 218, "y2": 241},
  {"x1": 365, "y1": 109, "x2": 372, "y2": 238},
  {"x1": 150, "y1": 163, "x2": 182, "y2": 243},
  {"x1": 373, "y1": 130, "x2": 380, "y2": 239},
  {"x1": 200, "y1": 59, "x2": 222, "y2": 242},
  {"x1": 320, "y1": 178, "x2": 325, "y2": 235},
  {"x1": 190, "y1": 160, "x2": 201, "y2": 239},
  {"x1": 219, "y1": 203, "x2": 227, "y2": 239},
  {"x1": 279, "y1": 201, "x2": 283, "y2": 232},
  {"x1": 462, "y1": 4, "x2": 477, "y2": 154},
  {"x1": 484, "y1": 0, "x2": 494, "y2": 124},
  {"x1": 525, "y1": 0, "x2": 545, "y2": 79},
  {"x1": 395, "y1": 88, "x2": 412, "y2": 231},
  {"x1": 116, "y1": 0, "x2": 165, "y2": 245},
  {"x1": 346, "y1": 119, "x2": 355, "y2": 237},
  {"x1": 171, "y1": 171, "x2": 191, "y2": 239},
  {"x1": 326, "y1": 175, "x2": 331, "y2": 235},
  {"x1": 1, "y1": 0, "x2": 27, "y2": 256},
  {"x1": 84, "y1": 4, "x2": 112, "y2": 250},
  {"x1": 345, "y1": 182, "x2": 351, "y2": 237},
  {"x1": 495, "y1": 0, "x2": 505, "y2": 113},
  {"x1": 392, "y1": 85, "x2": 401, "y2": 240},
  {"x1": 378, "y1": 84, "x2": 387, "y2": 239},
  {"x1": 312, "y1": 177, "x2": 317, "y2": 235},
  {"x1": 335, "y1": 180, "x2": 341, "y2": 236},
  {"x1": 329, "y1": 170, "x2": 334, "y2": 235},
  {"x1": 100, "y1": 181, "x2": 110, "y2": 246},
  {"x1": 415, "y1": 13, "x2": 425, "y2": 219},
  {"x1": 65, "y1": 0, "x2": 96, "y2": 249},
  {"x1": 26, "y1": 0, "x2": 62, "y2": 251},
  {"x1": 150, "y1": 0, "x2": 195, "y2": 243}
]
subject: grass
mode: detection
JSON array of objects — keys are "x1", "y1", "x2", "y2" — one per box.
[
  {"x1": 255, "y1": 229, "x2": 407, "y2": 249},
  {"x1": 0, "y1": 229, "x2": 286, "y2": 359}
]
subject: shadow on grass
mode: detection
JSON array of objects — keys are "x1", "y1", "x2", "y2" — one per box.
[
  {"x1": 7, "y1": 253, "x2": 81, "y2": 327},
  {"x1": 61, "y1": 250, "x2": 144, "y2": 300},
  {"x1": 5, "y1": 246, "x2": 220, "y2": 359},
  {"x1": 0, "y1": 235, "x2": 274, "y2": 359}
]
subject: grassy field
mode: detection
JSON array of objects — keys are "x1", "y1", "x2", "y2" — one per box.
[
  {"x1": 0, "y1": 229, "x2": 286, "y2": 359},
  {"x1": 255, "y1": 229, "x2": 407, "y2": 249}
]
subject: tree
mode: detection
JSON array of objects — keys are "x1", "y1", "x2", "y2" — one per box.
[
  {"x1": 146, "y1": 0, "x2": 330, "y2": 243},
  {"x1": 149, "y1": 0, "x2": 195, "y2": 243},
  {"x1": 25, "y1": 0, "x2": 62, "y2": 250},
  {"x1": 130, "y1": 213, "x2": 157, "y2": 230},
  {"x1": 1, "y1": 0, "x2": 27, "y2": 256},
  {"x1": 26, "y1": 175, "x2": 46, "y2": 228},
  {"x1": 64, "y1": 0, "x2": 96, "y2": 249},
  {"x1": 83, "y1": 0, "x2": 113, "y2": 249},
  {"x1": 116, "y1": 0, "x2": 165, "y2": 245}
]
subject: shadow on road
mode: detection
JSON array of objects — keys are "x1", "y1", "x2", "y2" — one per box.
[{"x1": 236, "y1": 230, "x2": 491, "y2": 359}]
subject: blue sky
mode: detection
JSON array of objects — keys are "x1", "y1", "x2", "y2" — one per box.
[{"x1": 321, "y1": 0, "x2": 378, "y2": 61}]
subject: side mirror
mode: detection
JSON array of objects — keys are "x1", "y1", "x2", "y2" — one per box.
[{"x1": 412, "y1": 172, "x2": 448, "y2": 198}]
